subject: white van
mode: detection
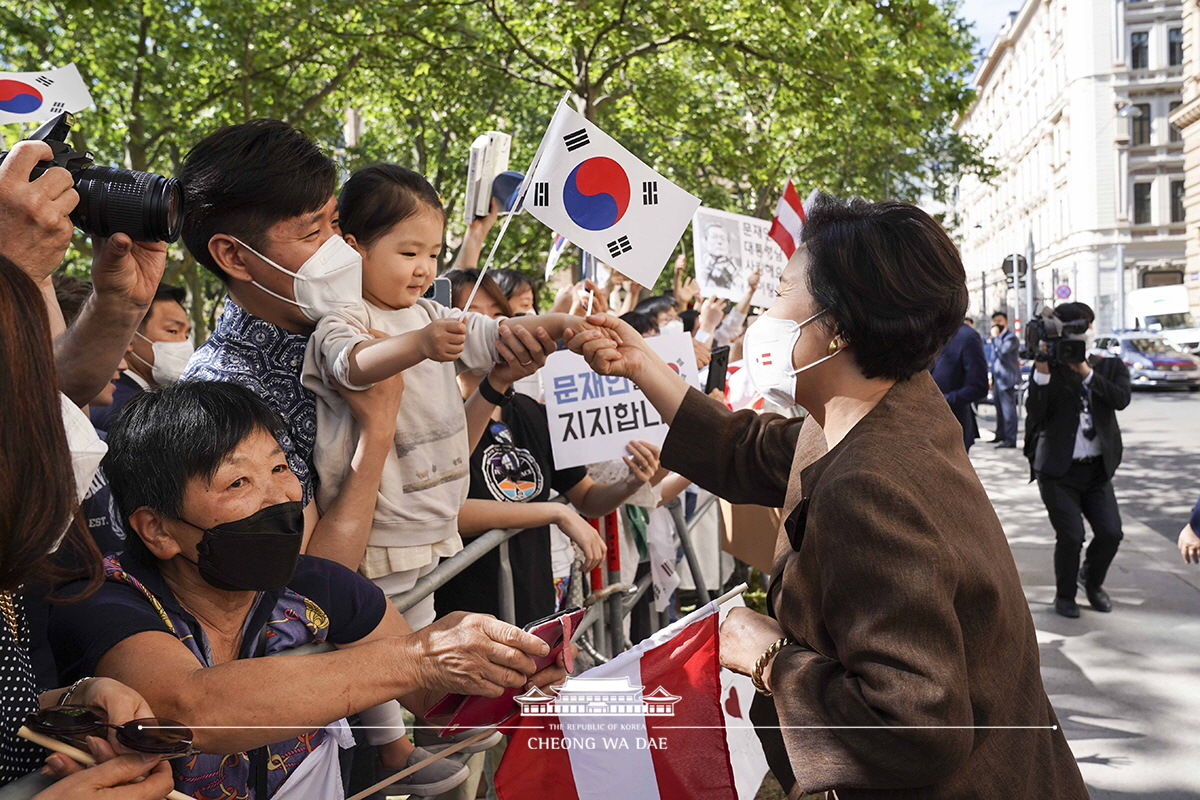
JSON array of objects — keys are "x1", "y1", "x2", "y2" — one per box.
[{"x1": 1125, "y1": 285, "x2": 1200, "y2": 354}]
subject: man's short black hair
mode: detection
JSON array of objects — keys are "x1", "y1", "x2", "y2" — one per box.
[
  {"x1": 140, "y1": 283, "x2": 188, "y2": 331},
  {"x1": 52, "y1": 274, "x2": 93, "y2": 327},
  {"x1": 801, "y1": 194, "x2": 967, "y2": 381},
  {"x1": 620, "y1": 311, "x2": 659, "y2": 336},
  {"x1": 992, "y1": 311, "x2": 1008, "y2": 322},
  {"x1": 1054, "y1": 302, "x2": 1095, "y2": 325},
  {"x1": 103, "y1": 381, "x2": 288, "y2": 548},
  {"x1": 181, "y1": 119, "x2": 337, "y2": 282}
]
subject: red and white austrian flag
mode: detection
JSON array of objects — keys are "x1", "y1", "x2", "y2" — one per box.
[
  {"x1": 767, "y1": 180, "x2": 818, "y2": 259},
  {"x1": 521, "y1": 100, "x2": 700, "y2": 288},
  {"x1": 495, "y1": 600, "x2": 738, "y2": 800},
  {"x1": 0, "y1": 64, "x2": 92, "y2": 125}
]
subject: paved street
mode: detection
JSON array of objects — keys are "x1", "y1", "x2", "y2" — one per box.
[{"x1": 972, "y1": 389, "x2": 1200, "y2": 800}]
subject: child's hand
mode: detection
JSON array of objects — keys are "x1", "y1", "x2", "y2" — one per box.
[
  {"x1": 623, "y1": 441, "x2": 661, "y2": 484},
  {"x1": 420, "y1": 318, "x2": 467, "y2": 362}
]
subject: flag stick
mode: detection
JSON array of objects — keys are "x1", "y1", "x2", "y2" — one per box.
[
  {"x1": 345, "y1": 727, "x2": 495, "y2": 800},
  {"x1": 461, "y1": 95, "x2": 570, "y2": 313},
  {"x1": 713, "y1": 582, "x2": 748, "y2": 607}
]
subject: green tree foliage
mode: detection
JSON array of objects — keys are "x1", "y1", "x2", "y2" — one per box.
[{"x1": 1, "y1": 0, "x2": 988, "y2": 335}]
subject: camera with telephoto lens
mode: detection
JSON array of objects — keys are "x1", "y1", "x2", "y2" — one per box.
[
  {"x1": 0, "y1": 112, "x2": 182, "y2": 243},
  {"x1": 1021, "y1": 306, "x2": 1089, "y2": 366}
]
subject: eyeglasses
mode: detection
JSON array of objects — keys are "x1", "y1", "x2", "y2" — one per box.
[{"x1": 24, "y1": 705, "x2": 197, "y2": 759}]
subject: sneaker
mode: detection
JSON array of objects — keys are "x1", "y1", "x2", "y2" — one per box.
[
  {"x1": 369, "y1": 746, "x2": 469, "y2": 798},
  {"x1": 414, "y1": 725, "x2": 503, "y2": 756}
]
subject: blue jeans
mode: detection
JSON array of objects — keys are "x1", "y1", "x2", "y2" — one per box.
[{"x1": 994, "y1": 385, "x2": 1018, "y2": 445}]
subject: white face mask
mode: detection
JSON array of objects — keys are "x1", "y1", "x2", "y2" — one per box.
[
  {"x1": 130, "y1": 331, "x2": 194, "y2": 385},
  {"x1": 661, "y1": 318, "x2": 685, "y2": 335},
  {"x1": 56, "y1": 393, "x2": 108, "y2": 550},
  {"x1": 744, "y1": 310, "x2": 841, "y2": 408},
  {"x1": 232, "y1": 234, "x2": 363, "y2": 322}
]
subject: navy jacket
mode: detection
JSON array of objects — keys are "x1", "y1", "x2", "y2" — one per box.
[
  {"x1": 89, "y1": 371, "x2": 144, "y2": 432},
  {"x1": 931, "y1": 323, "x2": 989, "y2": 449},
  {"x1": 990, "y1": 328, "x2": 1021, "y2": 390}
]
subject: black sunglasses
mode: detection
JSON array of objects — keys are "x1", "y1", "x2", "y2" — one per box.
[{"x1": 24, "y1": 705, "x2": 197, "y2": 759}]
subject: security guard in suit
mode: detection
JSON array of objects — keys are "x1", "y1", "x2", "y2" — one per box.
[{"x1": 1024, "y1": 303, "x2": 1131, "y2": 618}]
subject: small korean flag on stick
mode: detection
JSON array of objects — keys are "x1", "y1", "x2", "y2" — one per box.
[
  {"x1": 523, "y1": 100, "x2": 700, "y2": 289},
  {"x1": 0, "y1": 64, "x2": 93, "y2": 125}
]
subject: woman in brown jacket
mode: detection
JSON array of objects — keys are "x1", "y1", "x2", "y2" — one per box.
[{"x1": 565, "y1": 196, "x2": 1088, "y2": 799}]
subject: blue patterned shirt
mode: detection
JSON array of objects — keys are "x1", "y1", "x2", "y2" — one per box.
[{"x1": 181, "y1": 297, "x2": 316, "y2": 503}]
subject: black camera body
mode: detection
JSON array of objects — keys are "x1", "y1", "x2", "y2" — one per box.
[
  {"x1": 1022, "y1": 307, "x2": 1089, "y2": 366},
  {"x1": 0, "y1": 112, "x2": 182, "y2": 243}
]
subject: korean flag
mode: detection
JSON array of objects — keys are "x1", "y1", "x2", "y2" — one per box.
[
  {"x1": 521, "y1": 101, "x2": 700, "y2": 288},
  {"x1": 0, "y1": 64, "x2": 93, "y2": 125}
]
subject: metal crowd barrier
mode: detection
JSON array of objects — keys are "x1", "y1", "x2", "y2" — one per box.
[{"x1": 274, "y1": 492, "x2": 724, "y2": 663}]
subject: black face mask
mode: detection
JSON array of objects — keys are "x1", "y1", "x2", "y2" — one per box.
[{"x1": 179, "y1": 501, "x2": 305, "y2": 592}]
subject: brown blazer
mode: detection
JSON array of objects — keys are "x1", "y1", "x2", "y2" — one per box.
[{"x1": 661, "y1": 371, "x2": 1087, "y2": 799}]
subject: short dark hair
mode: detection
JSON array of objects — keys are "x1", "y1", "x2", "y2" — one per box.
[
  {"x1": 991, "y1": 311, "x2": 1008, "y2": 322},
  {"x1": 181, "y1": 120, "x2": 337, "y2": 282},
  {"x1": 339, "y1": 163, "x2": 443, "y2": 249},
  {"x1": 1054, "y1": 302, "x2": 1095, "y2": 325},
  {"x1": 444, "y1": 268, "x2": 513, "y2": 317},
  {"x1": 633, "y1": 295, "x2": 678, "y2": 319},
  {"x1": 492, "y1": 269, "x2": 536, "y2": 302},
  {"x1": 52, "y1": 274, "x2": 93, "y2": 328},
  {"x1": 140, "y1": 283, "x2": 188, "y2": 330},
  {"x1": 620, "y1": 311, "x2": 659, "y2": 336},
  {"x1": 801, "y1": 194, "x2": 967, "y2": 381},
  {"x1": 103, "y1": 382, "x2": 288, "y2": 544}
]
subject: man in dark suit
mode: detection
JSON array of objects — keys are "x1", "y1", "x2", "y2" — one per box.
[
  {"x1": 990, "y1": 311, "x2": 1021, "y2": 447},
  {"x1": 1024, "y1": 302, "x2": 1131, "y2": 618},
  {"x1": 931, "y1": 318, "x2": 989, "y2": 451}
]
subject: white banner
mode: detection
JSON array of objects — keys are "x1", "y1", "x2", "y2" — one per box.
[
  {"x1": 691, "y1": 206, "x2": 786, "y2": 309},
  {"x1": 522, "y1": 100, "x2": 700, "y2": 289},
  {"x1": 544, "y1": 332, "x2": 700, "y2": 469},
  {"x1": 0, "y1": 64, "x2": 93, "y2": 125}
]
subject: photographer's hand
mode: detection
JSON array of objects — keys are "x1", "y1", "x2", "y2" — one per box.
[
  {"x1": 0, "y1": 141, "x2": 79, "y2": 282},
  {"x1": 56, "y1": 233, "x2": 168, "y2": 406},
  {"x1": 1068, "y1": 359, "x2": 1092, "y2": 378}
]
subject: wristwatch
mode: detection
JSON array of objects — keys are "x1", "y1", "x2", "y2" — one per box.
[{"x1": 479, "y1": 374, "x2": 514, "y2": 407}]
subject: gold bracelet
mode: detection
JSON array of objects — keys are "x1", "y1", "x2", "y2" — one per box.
[{"x1": 752, "y1": 637, "x2": 791, "y2": 697}]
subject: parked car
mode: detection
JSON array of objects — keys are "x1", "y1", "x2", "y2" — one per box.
[{"x1": 1094, "y1": 333, "x2": 1200, "y2": 391}]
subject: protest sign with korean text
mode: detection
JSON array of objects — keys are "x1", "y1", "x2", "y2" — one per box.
[
  {"x1": 544, "y1": 332, "x2": 700, "y2": 469},
  {"x1": 691, "y1": 206, "x2": 786, "y2": 309}
]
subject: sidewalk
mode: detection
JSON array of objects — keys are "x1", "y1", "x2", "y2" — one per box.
[{"x1": 969, "y1": 410, "x2": 1200, "y2": 799}]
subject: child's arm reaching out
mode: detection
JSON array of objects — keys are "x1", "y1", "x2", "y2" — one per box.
[
  {"x1": 346, "y1": 317, "x2": 467, "y2": 386},
  {"x1": 505, "y1": 312, "x2": 618, "y2": 346}
]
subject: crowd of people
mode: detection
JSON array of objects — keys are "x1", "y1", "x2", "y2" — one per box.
[{"x1": 1, "y1": 115, "x2": 1197, "y2": 800}]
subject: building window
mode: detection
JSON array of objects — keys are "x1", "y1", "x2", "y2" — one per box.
[
  {"x1": 1131, "y1": 104, "x2": 1152, "y2": 145},
  {"x1": 1171, "y1": 179, "x2": 1185, "y2": 222},
  {"x1": 1171, "y1": 100, "x2": 1183, "y2": 143},
  {"x1": 1134, "y1": 183, "x2": 1153, "y2": 224},
  {"x1": 1131, "y1": 31, "x2": 1149, "y2": 69},
  {"x1": 1170, "y1": 28, "x2": 1184, "y2": 67}
]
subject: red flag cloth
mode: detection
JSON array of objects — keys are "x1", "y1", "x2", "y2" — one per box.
[
  {"x1": 495, "y1": 603, "x2": 737, "y2": 800},
  {"x1": 768, "y1": 181, "x2": 816, "y2": 258}
]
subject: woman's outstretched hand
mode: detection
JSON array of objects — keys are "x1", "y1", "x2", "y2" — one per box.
[{"x1": 563, "y1": 313, "x2": 647, "y2": 381}]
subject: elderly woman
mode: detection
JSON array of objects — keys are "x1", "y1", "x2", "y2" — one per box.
[
  {"x1": 566, "y1": 196, "x2": 1088, "y2": 798},
  {"x1": 49, "y1": 380, "x2": 568, "y2": 799}
]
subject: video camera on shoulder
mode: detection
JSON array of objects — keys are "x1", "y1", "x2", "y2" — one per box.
[
  {"x1": 1022, "y1": 306, "x2": 1089, "y2": 366},
  {"x1": 0, "y1": 112, "x2": 182, "y2": 242}
]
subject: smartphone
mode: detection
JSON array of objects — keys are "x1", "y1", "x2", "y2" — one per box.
[
  {"x1": 422, "y1": 276, "x2": 452, "y2": 308},
  {"x1": 705, "y1": 345, "x2": 730, "y2": 395}
]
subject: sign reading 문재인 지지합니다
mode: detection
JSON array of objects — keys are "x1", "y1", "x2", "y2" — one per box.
[
  {"x1": 691, "y1": 206, "x2": 785, "y2": 309},
  {"x1": 544, "y1": 332, "x2": 701, "y2": 469}
]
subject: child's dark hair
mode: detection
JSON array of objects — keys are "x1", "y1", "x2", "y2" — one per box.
[
  {"x1": 621, "y1": 311, "x2": 659, "y2": 337},
  {"x1": 339, "y1": 164, "x2": 444, "y2": 248}
]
